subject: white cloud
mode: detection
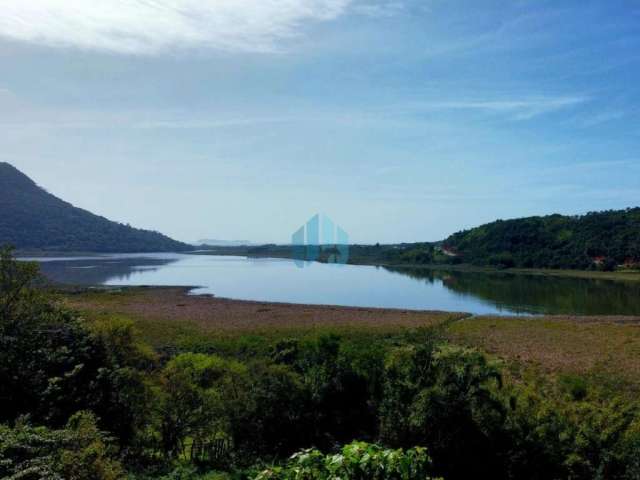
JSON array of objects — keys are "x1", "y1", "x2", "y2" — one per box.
[
  {"x1": 409, "y1": 96, "x2": 588, "y2": 120},
  {"x1": 0, "y1": 0, "x2": 352, "y2": 54}
]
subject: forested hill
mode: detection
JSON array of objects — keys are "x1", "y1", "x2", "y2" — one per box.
[
  {"x1": 0, "y1": 163, "x2": 192, "y2": 252},
  {"x1": 443, "y1": 209, "x2": 640, "y2": 269}
]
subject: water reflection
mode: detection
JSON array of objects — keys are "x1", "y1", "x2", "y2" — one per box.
[
  {"x1": 31, "y1": 254, "x2": 182, "y2": 286},
  {"x1": 22, "y1": 254, "x2": 640, "y2": 316},
  {"x1": 385, "y1": 267, "x2": 640, "y2": 315}
]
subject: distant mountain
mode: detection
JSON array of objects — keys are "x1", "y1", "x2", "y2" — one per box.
[
  {"x1": 0, "y1": 163, "x2": 192, "y2": 253},
  {"x1": 443, "y1": 209, "x2": 640, "y2": 269},
  {"x1": 197, "y1": 239, "x2": 255, "y2": 247}
]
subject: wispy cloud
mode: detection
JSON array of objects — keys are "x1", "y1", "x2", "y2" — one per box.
[
  {"x1": 409, "y1": 96, "x2": 589, "y2": 120},
  {"x1": 0, "y1": 110, "x2": 300, "y2": 131},
  {"x1": 352, "y1": 1, "x2": 405, "y2": 18},
  {"x1": 0, "y1": 0, "x2": 353, "y2": 54},
  {"x1": 134, "y1": 117, "x2": 298, "y2": 129}
]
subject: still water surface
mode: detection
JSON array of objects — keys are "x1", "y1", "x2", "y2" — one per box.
[{"x1": 23, "y1": 253, "x2": 640, "y2": 316}]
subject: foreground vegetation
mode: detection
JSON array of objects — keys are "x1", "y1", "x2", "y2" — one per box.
[{"x1": 3, "y1": 249, "x2": 640, "y2": 479}]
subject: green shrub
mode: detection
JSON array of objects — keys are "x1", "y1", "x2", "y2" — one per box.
[
  {"x1": 254, "y1": 441, "x2": 440, "y2": 480},
  {"x1": 0, "y1": 248, "x2": 150, "y2": 445},
  {"x1": 380, "y1": 343, "x2": 504, "y2": 478},
  {"x1": 158, "y1": 353, "x2": 248, "y2": 461},
  {"x1": 0, "y1": 411, "x2": 125, "y2": 480},
  {"x1": 559, "y1": 374, "x2": 589, "y2": 401}
]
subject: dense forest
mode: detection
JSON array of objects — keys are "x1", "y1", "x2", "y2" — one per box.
[
  {"x1": 0, "y1": 163, "x2": 191, "y2": 253},
  {"x1": 443, "y1": 209, "x2": 640, "y2": 270},
  {"x1": 2, "y1": 248, "x2": 640, "y2": 479}
]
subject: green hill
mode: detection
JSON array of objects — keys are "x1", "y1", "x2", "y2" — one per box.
[
  {"x1": 443, "y1": 209, "x2": 640, "y2": 269},
  {"x1": 0, "y1": 162, "x2": 192, "y2": 253}
]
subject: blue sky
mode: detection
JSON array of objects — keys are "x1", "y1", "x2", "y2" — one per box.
[{"x1": 1, "y1": 0, "x2": 639, "y2": 243}]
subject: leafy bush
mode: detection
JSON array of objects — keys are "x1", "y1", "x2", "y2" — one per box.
[
  {"x1": 380, "y1": 342, "x2": 505, "y2": 478},
  {"x1": 0, "y1": 247, "x2": 150, "y2": 443},
  {"x1": 254, "y1": 441, "x2": 441, "y2": 480},
  {"x1": 155, "y1": 464, "x2": 231, "y2": 480},
  {"x1": 229, "y1": 362, "x2": 307, "y2": 460},
  {"x1": 294, "y1": 334, "x2": 381, "y2": 449},
  {"x1": 0, "y1": 411, "x2": 125, "y2": 480},
  {"x1": 158, "y1": 353, "x2": 248, "y2": 461}
]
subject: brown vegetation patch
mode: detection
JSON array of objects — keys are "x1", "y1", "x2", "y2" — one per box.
[{"x1": 449, "y1": 315, "x2": 640, "y2": 383}]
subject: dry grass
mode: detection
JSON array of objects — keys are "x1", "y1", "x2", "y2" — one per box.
[{"x1": 449, "y1": 315, "x2": 640, "y2": 384}]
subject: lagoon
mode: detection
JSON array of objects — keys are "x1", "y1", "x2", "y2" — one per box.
[{"x1": 24, "y1": 253, "x2": 640, "y2": 316}]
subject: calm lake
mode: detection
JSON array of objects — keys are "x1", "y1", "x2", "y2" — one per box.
[{"x1": 23, "y1": 253, "x2": 640, "y2": 316}]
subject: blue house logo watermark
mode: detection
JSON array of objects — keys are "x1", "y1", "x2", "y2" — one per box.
[{"x1": 291, "y1": 214, "x2": 349, "y2": 267}]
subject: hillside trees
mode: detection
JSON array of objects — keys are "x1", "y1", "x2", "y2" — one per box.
[
  {"x1": 444, "y1": 208, "x2": 640, "y2": 269},
  {"x1": 0, "y1": 162, "x2": 191, "y2": 252}
]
